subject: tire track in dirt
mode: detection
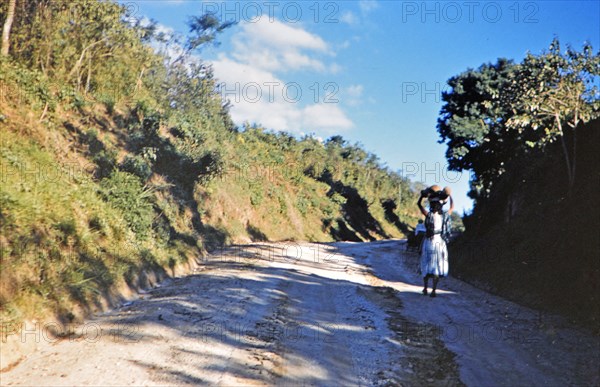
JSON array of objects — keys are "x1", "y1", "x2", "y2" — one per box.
[
  {"x1": 360, "y1": 270, "x2": 464, "y2": 386},
  {"x1": 342, "y1": 239, "x2": 600, "y2": 386}
]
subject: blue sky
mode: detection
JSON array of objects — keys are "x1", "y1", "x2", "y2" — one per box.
[{"x1": 122, "y1": 0, "x2": 600, "y2": 213}]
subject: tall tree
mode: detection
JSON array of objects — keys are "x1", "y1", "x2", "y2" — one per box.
[
  {"x1": 1, "y1": 0, "x2": 17, "y2": 56},
  {"x1": 437, "y1": 58, "x2": 521, "y2": 200},
  {"x1": 505, "y1": 39, "x2": 600, "y2": 192}
]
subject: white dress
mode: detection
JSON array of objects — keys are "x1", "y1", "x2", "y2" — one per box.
[{"x1": 420, "y1": 212, "x2": 449, "y2": 277}]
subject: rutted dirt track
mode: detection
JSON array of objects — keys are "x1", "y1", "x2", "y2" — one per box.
[{"x1": 1, "y1": 241, "x2": 599, "y2": 386}]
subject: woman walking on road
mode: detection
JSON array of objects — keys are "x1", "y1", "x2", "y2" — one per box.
[{"x1": 417, "y1": 185, "x2": 453, "y2": 297}]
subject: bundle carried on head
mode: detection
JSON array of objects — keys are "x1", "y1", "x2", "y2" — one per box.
[{"x1": 421, "y1": 185, "x2": 451, "y2": 201}]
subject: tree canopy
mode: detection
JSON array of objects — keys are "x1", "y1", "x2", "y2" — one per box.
[{"x1": 438, "y1": 40, "x2": 599, "y2": 201}]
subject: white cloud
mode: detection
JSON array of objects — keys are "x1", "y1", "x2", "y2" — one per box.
[
  {"x1": 302, "y1": 104, "x2": 354, "y2": 131},
  {"x1": 155, "y1": 22, "x2": 174, "y2": 36},
  {"x1": 346, "y1": 84, "x2": 364, "y2": 98},
  {"x1": 211, "y1": 56, "x2": 282, "y2": 90},
  {"x1": 329, "y1": 63, "x2": 343, "y2": 74},
  {"x1": 359, "y1": 0, "x2": 379, "y2": 14},
  {"x1": 340, "y1": 11, "x2": 358, "y2": 25},
  {"x1": 146, "y1": 21, "x2": 184, "y2": 63},
  {"x1": 244, "y1": 18, "x2": 327, "y2": 51},
  {"x1": 338, "y1": 40, "x2": 351, "y2": 50},
  {"x1": 345, "y1": 84, "x2": 365, "y2": 107},
  {"x1": 338, "y1": 2, "x2": 378, "y2": 28},
  {"x1": 209, "y1": 18, "x2": 355, "y2": 134},
  {"x1": 230, "y1": 18, "x2": 331, "y2": 73},
  {"x1": 211, "y1": 56, "x2": 352, "y2": 133}
]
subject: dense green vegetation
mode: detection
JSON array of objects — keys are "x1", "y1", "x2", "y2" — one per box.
[
  {"x1": 438, "y1": 41, "x2": 600, "y2": 328},
  {"x1": 0, "y1": 1, "x2": 419, "y2": 323}
]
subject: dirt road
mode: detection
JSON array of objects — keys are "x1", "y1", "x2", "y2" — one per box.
[{"x1": 1, "y1": 240, "x2": 598, "y2": 386}]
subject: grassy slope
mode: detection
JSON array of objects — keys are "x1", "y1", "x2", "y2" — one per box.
[
  {"x1": 0, "y1": 90, "x2": 419, "y2": 327},
  {"x1": 0, "y1": 104, "x2": 199, "y2": 324}
]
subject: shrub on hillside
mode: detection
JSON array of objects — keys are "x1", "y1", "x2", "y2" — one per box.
[
  {"x1": 120, "y1": 154, "x2": 153, "y2": 181},
  {"x1": 99, "y1": 171, "x2": 154, "y2": 239}
]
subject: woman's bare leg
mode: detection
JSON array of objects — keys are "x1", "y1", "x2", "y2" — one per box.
[{"x1": 423, "y1": 275, "x2": 429, "y2": 295}]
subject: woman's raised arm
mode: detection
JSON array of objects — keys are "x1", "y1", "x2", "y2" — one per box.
[{"x1": 417, "y1": 194, "x2": 428, "y2": 217}]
